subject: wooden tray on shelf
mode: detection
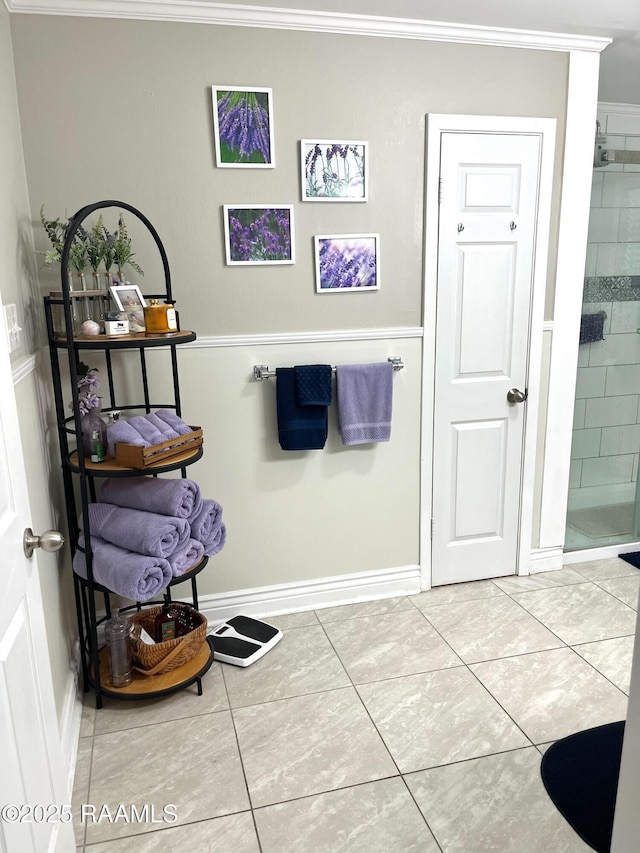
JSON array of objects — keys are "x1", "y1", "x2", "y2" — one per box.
[{"x1": 114, "y1": 427, "x2": 203, "y2": 470}]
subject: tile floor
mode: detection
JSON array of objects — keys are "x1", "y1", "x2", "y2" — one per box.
[{"x1": 73, "y1": 558, "x2": 640, "y2": 852}]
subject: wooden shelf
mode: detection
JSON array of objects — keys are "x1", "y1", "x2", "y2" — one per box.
[
  {"x1": 93, "y1": 637, "x2": 215, "y2": 700},
  {"x1": 53, "y1": 329, "x2": 196, "y2": 349},
  {"x1": 68, "y1": 444, "x2": 203, "y2": 476}
]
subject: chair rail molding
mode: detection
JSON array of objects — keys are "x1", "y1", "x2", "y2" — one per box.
[{"x1": 6, "y1": 0, "x2": 611, "y2": 53}]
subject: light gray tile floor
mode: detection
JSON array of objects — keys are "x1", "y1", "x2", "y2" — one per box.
[{"x1": 74, "y1": 560, "x2": 636, "y2": 852}]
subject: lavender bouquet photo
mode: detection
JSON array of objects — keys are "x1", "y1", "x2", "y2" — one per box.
[
  {"x1": 301, "y1": 140, "x2": 368, "y2": 201},
  {"x1": 315, "y1": 234, "x2": 380, "y2": 292},
  {"x1": 213, "y1": 86, "x2": 274, "y2": 168},
  {"x1": 223, "y1": 205, "x2": 295, "y2": 265}
]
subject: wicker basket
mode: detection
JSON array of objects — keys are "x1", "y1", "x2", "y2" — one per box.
[{"x1": 129, "y1": 604, "x2": 208, "y2": 676}]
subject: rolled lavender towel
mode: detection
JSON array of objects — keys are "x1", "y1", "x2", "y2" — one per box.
[
  {"x1": 73, "y1": 534, "x2": 171, "y2": 602},
  {"x1": 100, "y1": 476, "x2": 203, "y2": 519},
  {"x1": 144, "y1": 412, "x2": 180, "y2": 441},
  {"x1": 85, "y1": 503, "x2": 189, "y2": 558},
  {"x1": 189, "y1": 499, "x2": 223, "y2": 542},
  {"x1": 155, "y1": 409, "x2": 194, "y2": 437},
  {"x1": 127, "y1": 415, "x2": 167, "y2": 446},
  {"x1": 167, "y1": 538, "x2": 205, "y2": 576},
  {"x1": 201, "y1": 521, "x2": 226, "y2": 557},
  {"x1": 107, "y1": 421, "x2": 150, "y2": 457}
]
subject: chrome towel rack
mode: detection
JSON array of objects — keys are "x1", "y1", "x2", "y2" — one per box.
[{"x1": 253, "y1": 356, "x2": 404, "y2": 381}]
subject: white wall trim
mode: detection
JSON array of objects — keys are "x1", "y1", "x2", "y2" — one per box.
[
  {"x1": 11, "y1": 352, "x2": 36, "y2": 384},
  {"x1": 421, "y1": 114, "x2": 557, "y2": 590},
  {"x1": 195, "y1": 564, "x2": 421, "y2": 626},
  {"x1": 181, "y1": 327, "x2": 424, "y2": 349},
  {"x1": 543, "y1": 320, "x2": 554, "y2": 333},
  {"x1": 58, "y1": 669, "x2": 82, "y2": 799},
  {"x1": 6, "y1": 1, "x2": 611, "y2": 53},
  {"x1": 529, "y1": 546, "x2": 564, "y2": 573},
  {"x1": 538, "y1": 50, "x2": 601, "y2": 552},
  {"x1": 563, "y1": 541, "x2": 640, "y2": 565}
]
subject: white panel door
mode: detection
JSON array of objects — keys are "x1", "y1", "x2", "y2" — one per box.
[
  {"x1": 432, "y1": 132, "x2": 542, "y2": 585},
  {"x1": 0, "y1": 303, "x2": 73, "y2": 853}
]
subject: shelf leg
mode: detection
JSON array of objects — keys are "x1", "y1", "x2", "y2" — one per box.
[
  {"x1": 196, "y1": 677, "x2": 203, "y2": 697},
  {"x1": 73, "y1": 573, "x2": 89, "y2": 693}
]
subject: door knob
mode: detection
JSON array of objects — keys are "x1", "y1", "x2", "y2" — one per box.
[
  {"x1": 507, "y1": 388, "x2": 528, "y2": 404},
  {"x1": 23, "y1": 528, "x2": 65, "y2": 559}
]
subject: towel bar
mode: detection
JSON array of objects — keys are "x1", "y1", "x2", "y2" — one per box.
[{"x1": 253, "y1": 356, "x2": 404, "y2": 381}]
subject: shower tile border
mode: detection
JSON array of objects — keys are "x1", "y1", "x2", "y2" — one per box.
[{"x1": 584, "y1": 276, "x2": 640, "y2": 303}]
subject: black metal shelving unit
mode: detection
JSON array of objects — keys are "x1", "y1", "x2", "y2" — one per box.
[{"x1": 44, "y1": 200, "x2": 214, "y2": 708}]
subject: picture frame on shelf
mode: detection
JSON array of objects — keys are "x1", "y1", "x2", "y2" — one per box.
[
  {"x1": 301, "y1": 140, "x2": 368, "y2": 201},
  {"x1": 314, "y1": 234, "x2": 380, "y2": 293},
  {"x1": 110, "y1": 283, "x2": 146, "y2": 332},
  {"x1": 223, "y1": 205, "x2": 295, "y2": 265},
  {"x1": 212, "y1": 85, "x2": 275, "y2": 168}
]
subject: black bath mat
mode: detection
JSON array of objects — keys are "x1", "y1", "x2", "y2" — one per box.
[
  {"x1": 540, "y1": 721, "x2": 625, "y2": 852},
  {"x1": 619, "y1": 551, "x2": 640, "y2": 570}
]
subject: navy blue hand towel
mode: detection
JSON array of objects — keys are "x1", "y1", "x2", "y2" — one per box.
[
  {"x1": 276, "y1": 367, "x2": 328, "y2": 450},
  {"x1": 295, "y1": 364, "x2": 333, "y2": 406}
]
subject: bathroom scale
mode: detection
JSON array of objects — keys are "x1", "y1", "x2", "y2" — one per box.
[{"x1": 210, "y1": 615, "x2": 282, "y2": 666}]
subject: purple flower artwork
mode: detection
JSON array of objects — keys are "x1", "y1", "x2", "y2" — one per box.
[
  {"x1": 301, "y1": 140, "x2": 368, "y2": 201},
  {"x1": 315, "y1": 235, "x2": 380, "y2": 292},
  {"x1": 224, "y1": 206, "x2": 295, "y2": 265},
  {"x1": 213, "y1": 86, "x2": 274, "y2": 168}
]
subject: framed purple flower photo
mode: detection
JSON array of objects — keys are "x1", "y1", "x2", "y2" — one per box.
[
  {"x1": 223, "y1": 205, "x2": 295, "y2": 265},
  {"x1": 315, "y1": 234, "x2": 380, "y2": 292},
  {"x1": 301, "y1": 140, "x2": 368, "y2": 201},
  {"x1": 212, "y1": 85, "x2": 275, "y2": 168}
]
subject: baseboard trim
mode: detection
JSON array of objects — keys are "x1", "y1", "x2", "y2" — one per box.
[
  {"x1": 197, "y1": 564, "x2": 422, "y2": 626},
  {"x1": 529, "y1": 546, "x2": 564, "y2": 573},
  {"x1": 58, "y1": 668, "x2": 82, "y2": 800}
]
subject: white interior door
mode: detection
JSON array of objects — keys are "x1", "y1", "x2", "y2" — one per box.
[
  {"x1": 431, "y1": 131, "x2": 542, "y2": 586},
  {"x1": 0, "y1": 305, "x2": 74, "y2": 853}
]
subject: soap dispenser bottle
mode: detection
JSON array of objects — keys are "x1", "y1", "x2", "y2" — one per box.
[{"x1": 155, "y1": 597, "x2": 178, "y2": 642}]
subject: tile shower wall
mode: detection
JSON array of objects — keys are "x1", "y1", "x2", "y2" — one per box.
[{"x1": 571, "y1": 126, "x2": 640, "y2": 509}]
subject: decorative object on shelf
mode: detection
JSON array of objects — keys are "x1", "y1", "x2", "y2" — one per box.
[
  {"x1": 101, "y1": 221, "x2": 117, "y2": 289},
  {"x1": 89, "y1": 429, "x2": 105, "y2": 463},
  {"x1": 129, "y1": 604, "x2": 208, "y2": 676},
  {"x1": 104, "y1": 607, "x2": 133, "y2": 687},
  {"x1": 143, "y1": 299, "x2": 178, "y2": 335},
  {"x1": 109, "y1": 282, "x2": 146, "y2": 332},
  {"x1": 314, "y1": 233, "x2": 380, "y2": 292},
  {"x1": 70, "y1": 362, "x2": 107, "y2": 454},
  {"x1": 301, "y1": 140, "x2": 368, "y2": 201},
  {"x1": 103, "y1": 311, "x2": 129, "y2": 336},
  {"x1": 212, "y1": 85, "x2": 274, "y2": 168},
  {"x1": 113, "y1": 213, "x2": 144, "y2": 283},
  {"x1": 223, "y1": 204, "x2": 294, "y2": 265},
  {"x1": 81, "y1": 319, "x2": 101, "y2": 336}
]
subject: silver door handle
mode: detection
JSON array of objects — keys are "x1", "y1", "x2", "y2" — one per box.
[
  {"x1": 507, "y1": 388, "x2": 528, "y2": 404},
  {"x1": 23, "y1": 528, "x2": 65, "y2": 559}
]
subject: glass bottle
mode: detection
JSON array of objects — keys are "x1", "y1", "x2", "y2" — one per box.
[
  {"x1": 104, "y1": 410, "x2": 121, "y2": 457},
  {"x1": 80, "y1": 406, "x2": 107, "y2": 456},
  {"x1": 89, "y1": 429, "x2": 105, "y2": 463},
  {"x1": 155, "y1": 600, "x2": 178, "y2": 643},
  {"x1": 104, "y1": 607, "x2": 133, "y2": 687}
]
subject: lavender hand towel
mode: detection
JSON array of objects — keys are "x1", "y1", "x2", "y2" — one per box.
[
  {"x1": 189, "y1": 499, "x2": 223, "y2": 542},
  {"x1": 107, "y1": 421, "x2": 150, "y2": 456},
  {"x1": 336, "y1": 362, "x2": 394, "y2": 445},
  {"x1": 85, "y1": 503, "x2": 189, "y2": 558},
  {"x1": 73, "y1": 534, "x2": 171, "y2": 602},
  {"x1": 145, "y1": 412, "x2": 180, "y2": 441},
  {"x1": 155, "y1": 409, "x2": 193, "y2": 437},
  {"x1": 100, "y1": 477, "x2": 203, "y2": 519},
  {"x1": 167, "y1": 538, "x2": 205, "y2": 576},
  {"x1": 127, "y1": 415, "x2": 166, "y2": 446}
]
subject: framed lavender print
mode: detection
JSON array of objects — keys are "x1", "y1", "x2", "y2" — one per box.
[
  {"x1": 314, "y1": 234, "x2": 379, "y2": 292},
  {"x1": 212, "y1": 86, "x2": 274, "y2": 168},
  {"x1": 223, "y1": 205, "x2": 295, "y2": 265},
  {"x1": 301, "y1": 140, "x2": 368, "y2": 201}
]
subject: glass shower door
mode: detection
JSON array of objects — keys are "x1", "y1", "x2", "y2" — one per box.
[{"x1": 565, "y1": 129, "x2": 640, "y2": 551}]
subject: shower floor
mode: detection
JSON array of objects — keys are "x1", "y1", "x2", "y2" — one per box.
[{"x1": 566, "y1": 502, "x2": 633, "y2": 540}]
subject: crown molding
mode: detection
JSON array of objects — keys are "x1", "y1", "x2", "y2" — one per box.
[
  {"x1": 598, "y1": 101, "x2": 640, "y2": 117},
  {"x1": 6, "y1": 0, "x2": 611, "y2": 53}
]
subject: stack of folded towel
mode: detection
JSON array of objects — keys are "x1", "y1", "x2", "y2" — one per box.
[
  {"x1": 73, "y1": 477, "x2": 226, "y2": 602},
  {"x1": 107, "y1": 409, "x2": 194, "y2": 456}
]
